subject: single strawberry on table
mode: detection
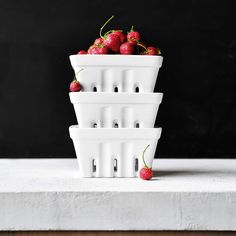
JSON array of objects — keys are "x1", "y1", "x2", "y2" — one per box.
[{"x1": 139, "y1": 144, "x2": 153, "y2": 180}]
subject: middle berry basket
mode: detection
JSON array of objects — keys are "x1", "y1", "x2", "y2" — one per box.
[{"x1": 69, "y1": 92, "x2": 163, "y2": 128}]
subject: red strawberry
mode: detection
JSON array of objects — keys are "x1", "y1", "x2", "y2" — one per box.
[
  {"x1": 139, "y1": 167, "x2": 153, "y2": 180},
  {"x1": 99, "y1": 46, "x2": 109, "y2": 54},
  {"x1": 127, "y1": 26, "x2": 140, "y2": 45},
  {"x1": 120, "y1": 42, "x2": 134, "y2": 55},
  {"x1": 69, "y1": 68, "x2": 84, "y2": 92},
  {"x1": 139, "y1": 144, "x2": 153, "y2": 180},
  {"x1": 88, "y1": 44, "x2": 109, "y2": 54},
  {"x1": 77, "y1": 50, "x2": 87, "y2": 55},
  {"x1": 143, "y1": 47, "x2": 161, "y2": 56},
  {"x1": 70, "y1": 80, "x2": 81, "y2": 92},
  {"x1": 88, "y1": 45, "x2": 97, "y2": 54},
  {"x1": 94, "y1": 37, "x2": 103, "y2": 45},
  {"x1": 146, "y1": 47, "x2": 157, "y2": 55},
  {"x1": 98, "y1": 16, "x2": 122, "y2": 53},
  {"x1": 103, "y1": 33, "x2": 121, "y2": 53},
  {"x1": 112, "y1": 30, "x2": 126, "y2": 43}
]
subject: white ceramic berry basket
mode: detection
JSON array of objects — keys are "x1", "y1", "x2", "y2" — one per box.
[
  {"x1": 69, "y1": 92, "x2": 163, "y2": 128},
  {"x1": 69, "y1": 127, "x2": 162, "y2": 178},
  {"x1": 69, "y1": 55, "x2": 163, "y2": 93}
]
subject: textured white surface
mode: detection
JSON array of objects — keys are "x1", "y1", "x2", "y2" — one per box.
[
  {"x1": 69, "y1": 55, "x2": 163, "y2": 92},
  {"x1": 69, "y1": 92, "x2": 163, "y2": 128},
  {"x1": 0, "y1": 159, "x2": 236, "y2": 230}
]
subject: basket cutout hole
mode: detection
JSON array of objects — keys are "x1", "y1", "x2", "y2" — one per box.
[
  {"x1": 93, "y1": 86, "x2": 97, "y2": 92},
  {"x1": 113, "y1": 121, "x2": 119, "y2": 128},
  {"x1": 135, "y1": 158, "x2": 139, "y2": 172},
  {"x1": 91, "y1": 83, "x2": 97, "y2": 92},
  {"x1": 114, "y1": 86, "x2": 119, "y2": 92},
  {"x1": 114, "y1": 159, "x2": 118, "y2": 172},
  {"x1": 135, "y1": 121, "x2": 140, "y2": 128},
  {"x1": 92, "y1": 122, "x2": 97, "y2": 128},
  {"x1": 135, "y1": 86, "x2": 139, "y2": 93},
  {"x1": 92, "y1": 159, "x2": 96, "y2": 172}
]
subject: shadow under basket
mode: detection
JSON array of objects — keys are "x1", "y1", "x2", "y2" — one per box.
[
  {"x1": 69, "y1": 92, "x2": 163, "y2": 128},
  {"x1": 69, "y1": 127, "x2": 162, "y2": 178},
  {"x1": 69, "y1": 55, "x2": 163, "y2": 93}
]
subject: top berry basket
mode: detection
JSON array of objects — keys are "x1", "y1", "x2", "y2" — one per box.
[{"x1": 69, "y1": 55, "x2": 163, "y2": 93}]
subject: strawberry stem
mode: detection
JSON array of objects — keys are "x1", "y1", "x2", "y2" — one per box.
[
  {"x1": 100, "y1": 15, "x2": 115, "y2": 39},
  {"x1": 142, "y1": 144, "x2": 150, "y2": 168},
  {"x1": 104, "y1": 30, "x2": 113, "y2": 37},
  {"x1": 128, "y1": 26, "x2": 134, "y2": 34},
  {"x1": 74, "y1": 68, "x2": 84, "y2": 81},
  {"x1": 137, "y1": 42, "x2": 147, "y2": 51},
  {"x1": 104, "y1": 29, "x2": 123, "y2": 38}
]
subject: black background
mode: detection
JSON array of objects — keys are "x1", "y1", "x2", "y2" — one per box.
[{"x1": 0, "y1": 0, "x2": 235, "y2": 158}]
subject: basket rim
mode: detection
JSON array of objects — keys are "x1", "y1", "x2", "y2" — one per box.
[
  {"x1": 69, "y1": 92, "x2": 163, "y2": 104},
  {"x1": 69, "y1": 127, "x2": 162, "y2": 140},
  {"x1": 69, "y1": 54, "x2": 163, "y2": 67}
]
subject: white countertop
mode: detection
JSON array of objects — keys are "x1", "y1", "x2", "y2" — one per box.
[{"x1": 0, "y1": 158, "x2": 236, "y2": 231}]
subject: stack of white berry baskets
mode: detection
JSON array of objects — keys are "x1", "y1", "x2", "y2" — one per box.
[{"x1": 69, "y1": 16, "x2": 163, "y2": 179}]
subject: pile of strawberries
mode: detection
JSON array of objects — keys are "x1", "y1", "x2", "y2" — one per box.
[{"x1": 77, "y1": 16, "x2": 161, "y2": 56}]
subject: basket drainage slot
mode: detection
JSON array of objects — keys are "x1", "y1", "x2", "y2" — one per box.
[
  {"x1": 92, "y1": 123, "x2": 97, "y2": 128},
  {"x1": 135, "y1": 158, "x2": 139, "y2": 171},
  {"x1": 113, "y1": 122, "x2": 119, "y2": 128},
  {"x1": 92, "y1": 159, "x2": 96, "y2": 172},
  {"x1": 135, "y1": 86, "x2": 139, "y2": 93},
  {"x1": 135, "y1": 122, "x2": 140, "y2": 128},
  {"x1": 114, "y1": 159, "x2": 118, "y2": 172},
  {"x1": 114, "y1": 86, "x2": 118, "y2": 92},
  {"x1": 93, "y1": 86, "x2": 97, "y2": 92}
]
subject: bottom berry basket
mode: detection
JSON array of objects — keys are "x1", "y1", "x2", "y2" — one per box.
[{"x1": 69, "y1": 127, "x2": 162, "y2": 178}]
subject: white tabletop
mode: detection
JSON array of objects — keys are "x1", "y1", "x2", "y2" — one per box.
[{"x1": 0, "y1": 158, "x2": 236, "y2": 230}]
